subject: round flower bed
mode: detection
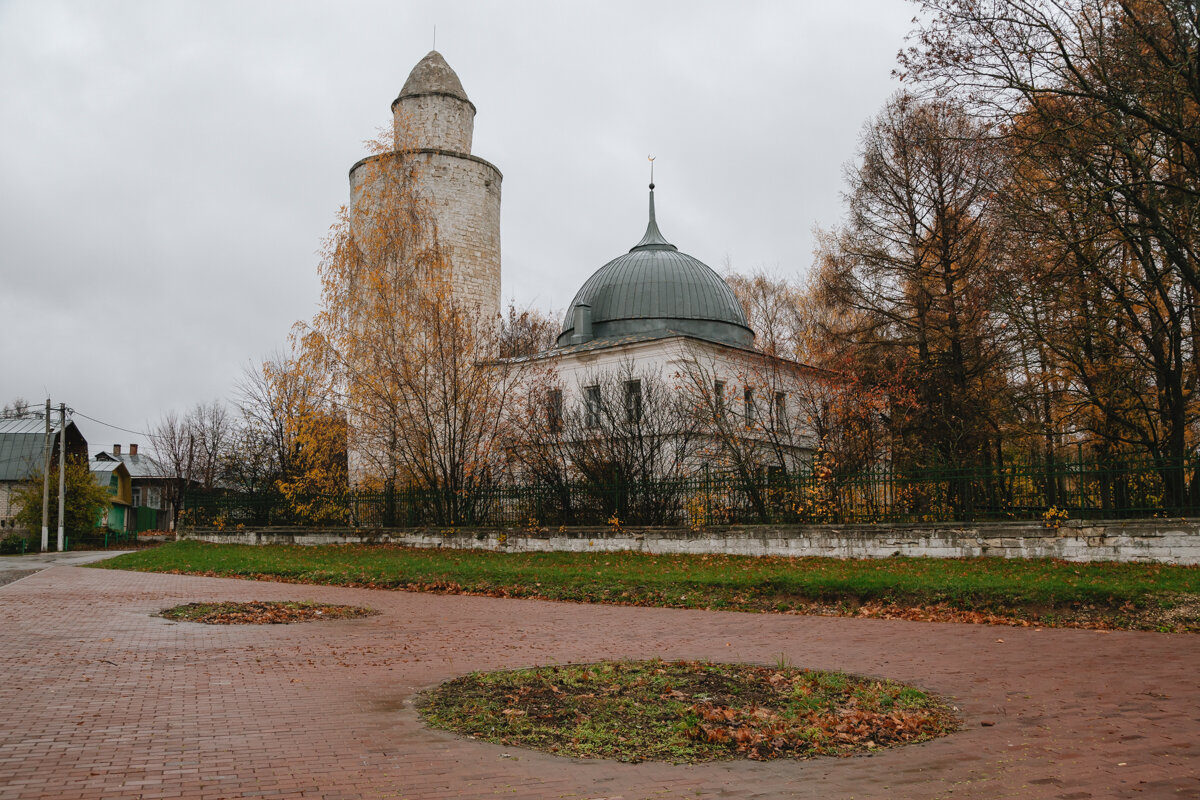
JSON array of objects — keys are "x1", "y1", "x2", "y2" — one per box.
[
  {"x1": 158, "y1": 601, "x2": 376, "y2": 624},
  {"x1": 419, "y1": 659, "x2": 957, "y2": 763}
]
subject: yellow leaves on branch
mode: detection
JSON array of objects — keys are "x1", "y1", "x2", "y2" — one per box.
[{"x1": 289, "y1": 113, "x2": 518, "y2": 495}]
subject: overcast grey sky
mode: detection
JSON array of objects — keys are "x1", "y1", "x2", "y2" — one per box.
[{"x1": 0, "y1": 0, "x2": 916, "y2": 451}]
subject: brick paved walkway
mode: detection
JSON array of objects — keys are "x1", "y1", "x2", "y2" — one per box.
[{"x1": 0, "y1": 566, "x2": 1196, "y2": 799}]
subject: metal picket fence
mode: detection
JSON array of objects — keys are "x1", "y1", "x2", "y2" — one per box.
[{"x1": 181, "y1": 456, "x2": 1200, "y2": 529}]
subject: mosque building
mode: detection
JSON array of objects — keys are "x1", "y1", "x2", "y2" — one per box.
[{"x1": 347, "y1": 51, "x2": 817, "y2": 478}]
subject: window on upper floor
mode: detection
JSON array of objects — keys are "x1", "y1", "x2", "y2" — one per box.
[
  {"x1": 744, "y1": 387, "x2": 756, "y2": 428},
  {"x1": 714, "y1": 380, "x2": 726, "y2": 421},
  {"x1": 547, "y1": 389, "x2": 563, "y2": 433},
  {"x1": 624, "y1": 379, "x2": 642, "y2": 425},
  {"x1": 584, "y1": 385, "x2": 602, "y2": 429}
]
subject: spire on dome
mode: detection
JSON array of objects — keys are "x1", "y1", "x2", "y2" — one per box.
[{"x1": 630, "y1": 184, "x2": 678, "y2": 252}]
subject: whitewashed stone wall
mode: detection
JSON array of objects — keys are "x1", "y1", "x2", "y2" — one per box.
[
  {"x1": 183, "y1": 519, "x2": 1200, "y2": 564},
  {"x1": 393, "y1": 93, "x2": 474, "y2": 154},
  {"x1": 414, "y1": 150, "x2": 502, "y2": 320},
  {"x1": 347, "y1": 151, "x2": 501, "y2": 322},
  {"x1": 525, "y1": 336, "x2": 818, "y2": 453},
  {"x1": 0, "y1": 483, "x2": 22, "y2": 531}
]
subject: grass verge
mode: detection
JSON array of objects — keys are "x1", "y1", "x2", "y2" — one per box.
[
  {"x1": 93, "y1": 540, "x2": 1200, "y2": 631},
  {"x1": 418, "y1": 659, "x2": 957, "y2": 762}
]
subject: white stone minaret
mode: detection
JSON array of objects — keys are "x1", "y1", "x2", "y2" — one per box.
[{"x1": 348, "y1": 51, "x2": 502, "y2": 321}]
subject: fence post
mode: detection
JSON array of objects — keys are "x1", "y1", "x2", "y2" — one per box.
[
  {"x1": 1077, "y1": 442, "x2": 1085, "y2": 515},
  {"x1": 704, "y1": 464, "x2": 711, "y2": 523}
]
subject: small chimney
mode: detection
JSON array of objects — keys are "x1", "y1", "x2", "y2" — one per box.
[
  {"x1": 113, "y1": 444, "x2": 121, "y2": 455},
  {"x1": 129, "y1": 443, "x2": 138, "y2": 456},
  {"x1": 571, "y1": 303, "x2": 593, "y2": 344}
]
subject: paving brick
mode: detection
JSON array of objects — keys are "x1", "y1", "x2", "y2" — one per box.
[{"x1": 0, "y1": 566, "x2": 1198, "y2": 798}]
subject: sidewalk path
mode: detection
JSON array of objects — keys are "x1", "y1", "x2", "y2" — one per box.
[
  {"x1": 0, "y1": 565, "x2": 1196, "y2": 799},
  {"x1": 0, "y1": 550, "x2": 131, "y2": 587}
]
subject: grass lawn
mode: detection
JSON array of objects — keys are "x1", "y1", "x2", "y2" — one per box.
[{"x1": 95, "y1": 540, "x2": 1200, "y2": 631}]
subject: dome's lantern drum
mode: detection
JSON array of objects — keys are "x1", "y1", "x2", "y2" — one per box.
[{"x1": 558, "y1": 185, "x2": 754, "y2": 349}]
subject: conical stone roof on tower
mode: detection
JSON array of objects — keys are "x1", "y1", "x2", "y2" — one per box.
[{"x1": 396, "y1": 50, "x2": 472, "y2": 104}]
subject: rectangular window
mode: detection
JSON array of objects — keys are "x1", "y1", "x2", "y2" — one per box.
[
  {"x1": 714, "y1": 380, "x2": 726, "y2": 420},
  {"x1": 584, "y1": 385, "x2": 602, "y2": 429},
  {"x1": 547, "y1": 389, "x2": 563, "y2": 432},
  {"x1": 744, "y1": 387, "x2": 756, "y2": 428},
  {"x1": 773, "y1": 391, "x2": 787, "y2": 429},
  {"x1": 132, "y1": 487, "x2": 142, "y2": 507},
  {"x1": 624, "y1": 379, "x2": 642, "y2": 424}
]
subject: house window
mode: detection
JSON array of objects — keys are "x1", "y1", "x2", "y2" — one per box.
[
  {"x1": 547, "y1": 389, "x2": 563, "y2": 432},
  {"x1": 773, "y1": 391, "x2": 787, "y2": 429},
  {"x1": 714, "y1": 380, "x2": 726, "y2": 420},
  {"x1": 624, "y1": 379, "x2": 642, "y2": 424},
  {"x1": 584, "y1": 385, "x2": 602, "y2": 429},
  {"x1": 132, "y1": 487, "x2": 141, "y2": 507},
  {"x1": 744, "y1": 387, "x2": 756, "y2": 428}
]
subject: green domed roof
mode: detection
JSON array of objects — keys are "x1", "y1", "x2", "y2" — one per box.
[{"x1": 557, "y1": 188, "x2": 754, "y2": 348}]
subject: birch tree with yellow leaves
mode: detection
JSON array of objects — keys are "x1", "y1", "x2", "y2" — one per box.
[{"x1": 292, "y1": 121, "x2": 520, "y2": 523}]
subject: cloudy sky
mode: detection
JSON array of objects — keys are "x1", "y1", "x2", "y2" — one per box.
[{"x1": 0, "y1": 0, "x2": 916, "y2": 452}]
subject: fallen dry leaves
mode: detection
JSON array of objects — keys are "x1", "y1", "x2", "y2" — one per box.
[
  {"x1": 158, "y1": 601, "x2": 377, "y2": 625},
  {"x1": 419, "y1": 659, "x2": 958, "y2": 763},
  {"x1": 153, "y1": 566, "x2": 1198, "y2": 632}
]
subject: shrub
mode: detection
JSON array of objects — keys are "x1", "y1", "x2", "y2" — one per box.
[{"x1": 0, "y1": 530, "x2": 32, "y2": 554}]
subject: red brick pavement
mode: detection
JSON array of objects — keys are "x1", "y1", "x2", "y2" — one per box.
[{"x1": 0, "y1": 566, "x2": 1196, "y2": 800}]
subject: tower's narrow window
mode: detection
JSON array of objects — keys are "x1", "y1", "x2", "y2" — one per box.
[
  {"x1": 744, "y1": 387, "x2": 756, "y2": 428},
  {"x1": 714, "y1": 380, "x2": 726, "y2": 421},
  {"x1": 773, "y1": 391, "x2": 787, "y2": 430}
]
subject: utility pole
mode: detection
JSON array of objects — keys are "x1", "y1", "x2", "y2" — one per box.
[
  {"x1": 57, "y1": 403, "x2": 66, "y2": 551},
  {"x1": 40, "y1": 398, "x2": 51, "y2": 552}
]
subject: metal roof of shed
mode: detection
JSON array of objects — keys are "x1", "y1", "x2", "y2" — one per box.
[{"x1": 0, "y1": 418, "x2": 63, "y2": 482}]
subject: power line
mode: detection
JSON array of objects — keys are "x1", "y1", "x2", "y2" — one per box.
[
  {"x1": 2, "y1": 407, "x2": 153, "y2": 438},
  {"x1": 67, "y1": 409, "x2": 153, "y2": 439}
]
